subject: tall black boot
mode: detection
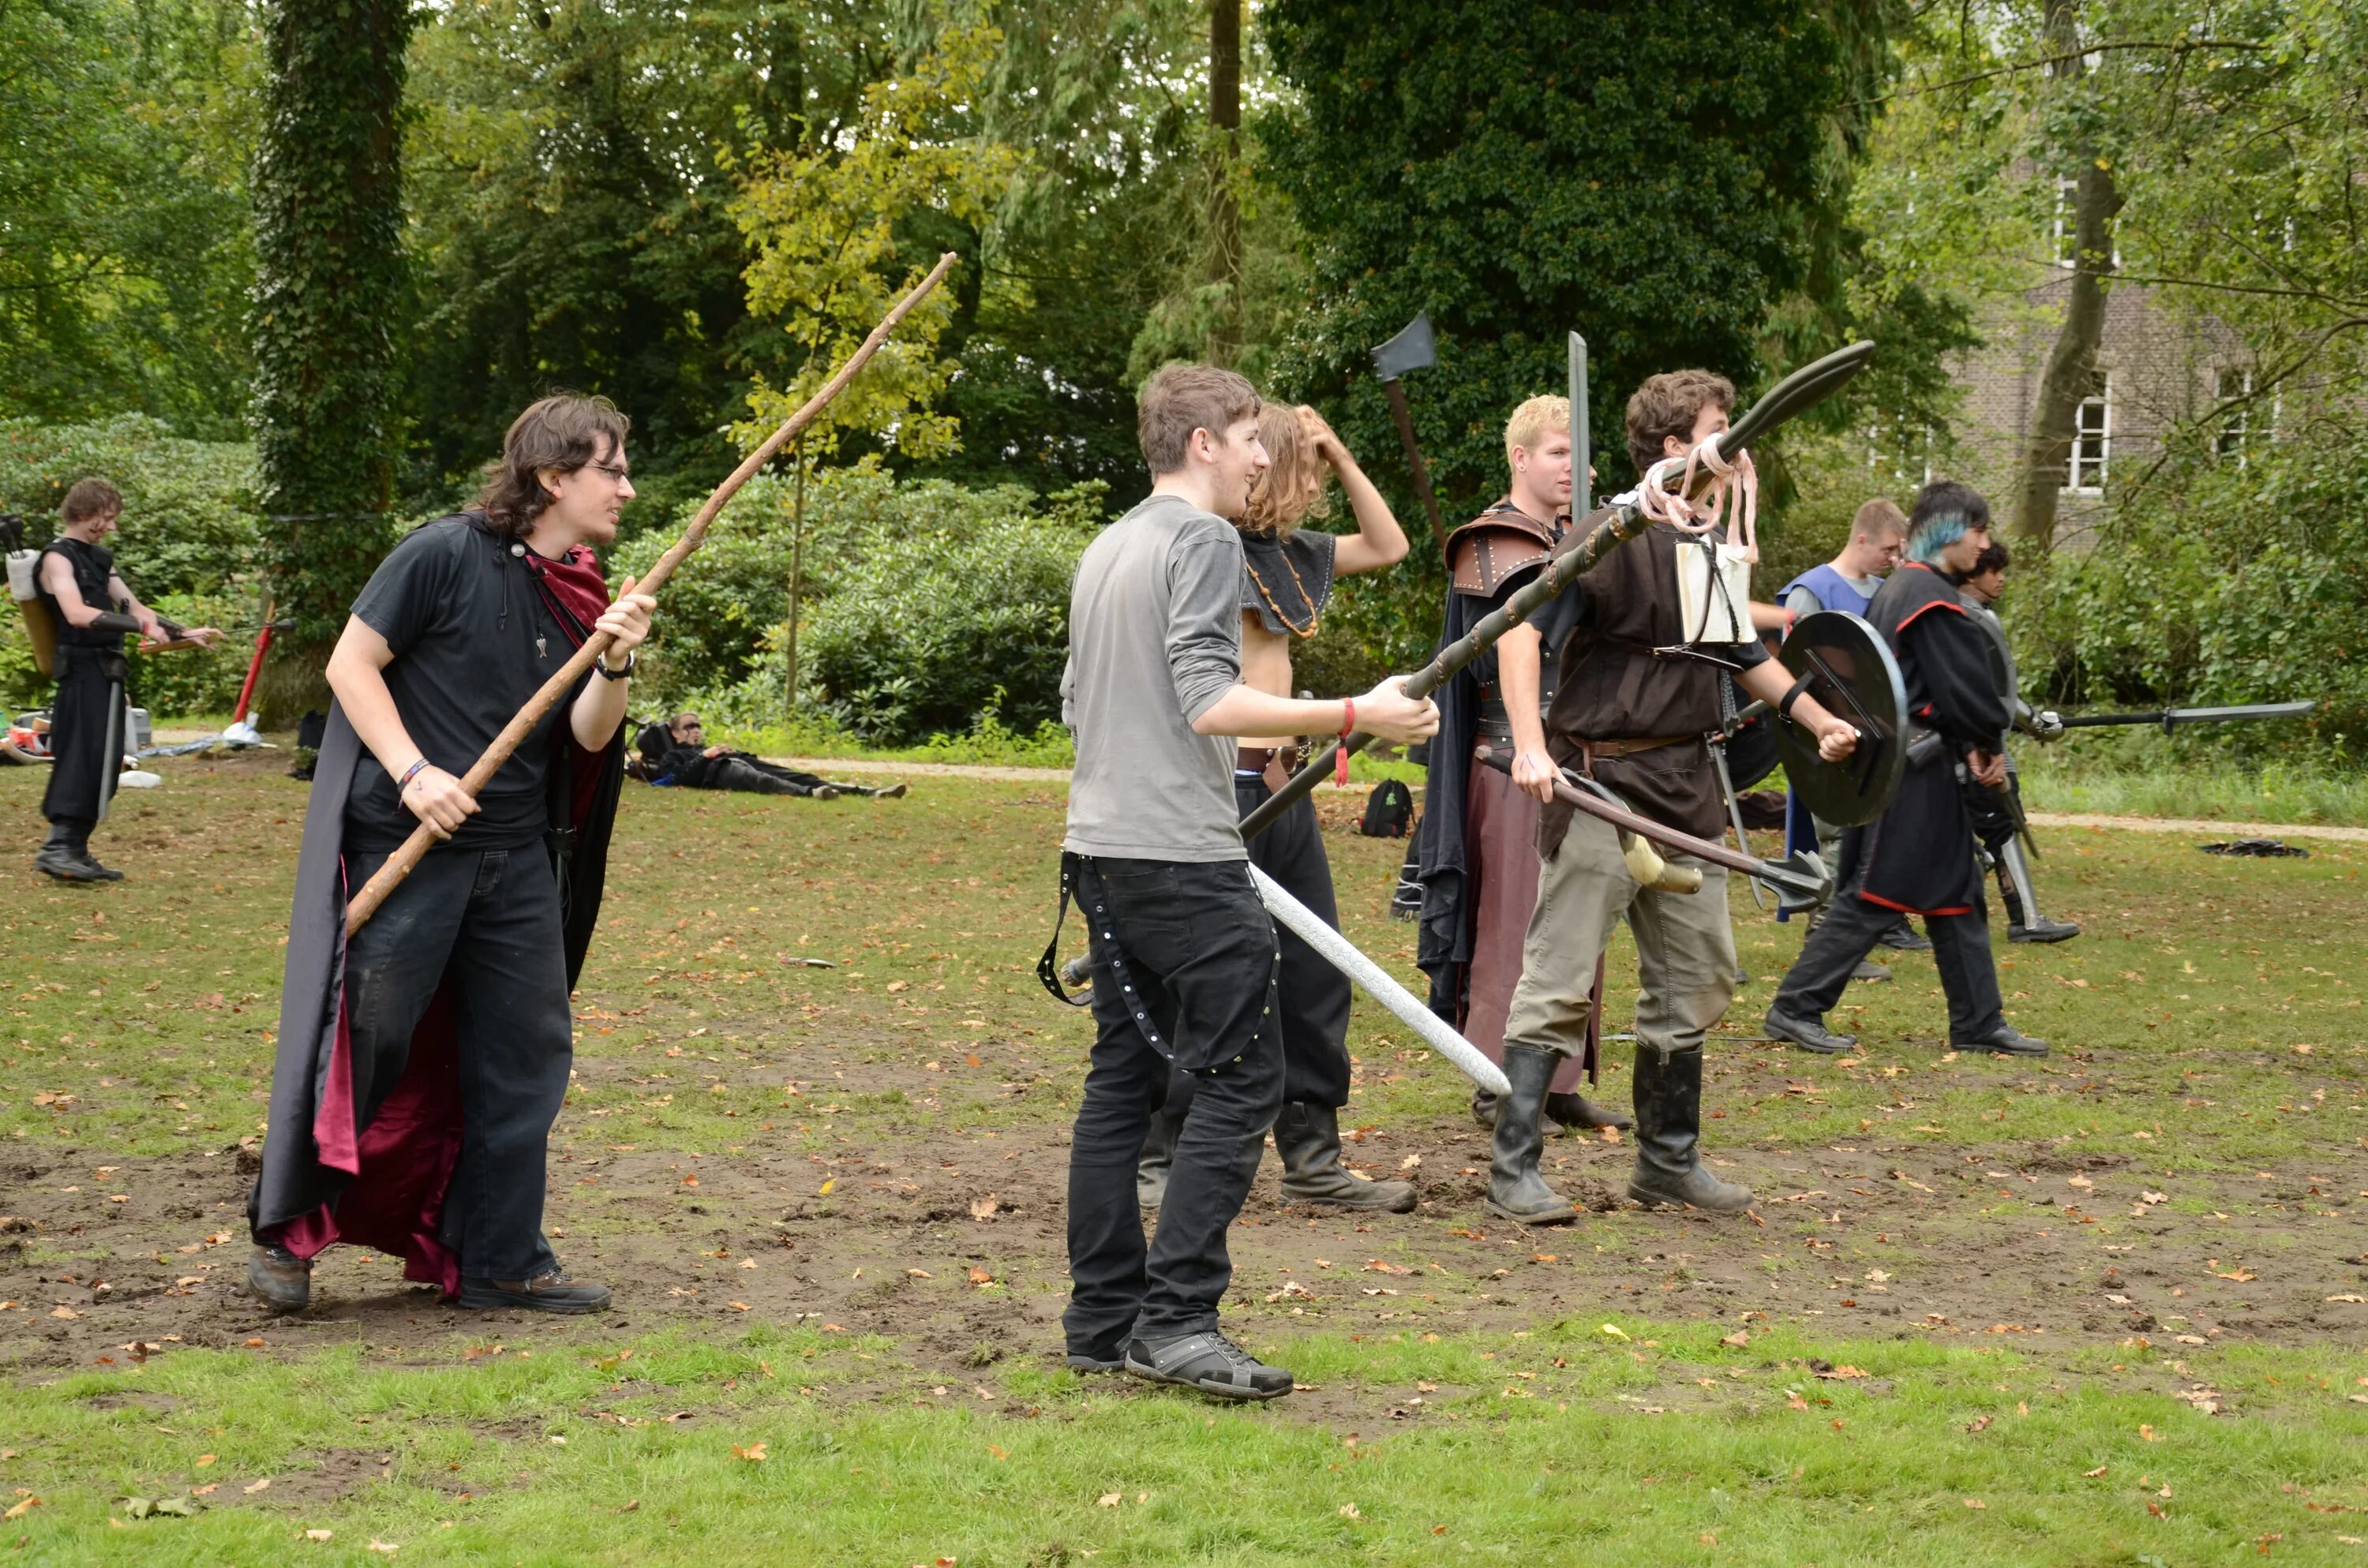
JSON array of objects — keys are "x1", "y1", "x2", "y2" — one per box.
[
  {"x1": 1485, "y1": 1046, "x2": 1576, "y2": 1225},
  {"x1": 1276, "y1": 1103, "x2": 1414, "y2": 1212},
  {"x1": 1627, "y1": 1047, "x2": 1752, "y2": 1213},
  {"x1": 34, "y1": 819, "x2": 104, "y2": 882}
]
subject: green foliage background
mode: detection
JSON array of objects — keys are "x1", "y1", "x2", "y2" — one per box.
[{"x1": 613, "y1": 466, "x2": 1100, "y2": 746}]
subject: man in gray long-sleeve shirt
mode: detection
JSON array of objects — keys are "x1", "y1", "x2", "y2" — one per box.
[{"x1": 1055, "y1": 362, "x2": 1437, "y2": 1401}]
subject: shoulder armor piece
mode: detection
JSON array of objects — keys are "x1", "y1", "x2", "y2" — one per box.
[{"x1": 1446, "y1": 507, "x2": 1561, "y2": 595}]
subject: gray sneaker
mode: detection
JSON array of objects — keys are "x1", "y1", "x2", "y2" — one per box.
[{"x1": 1122, "y1": 1330, "x2": 1292, "y2": 1401}]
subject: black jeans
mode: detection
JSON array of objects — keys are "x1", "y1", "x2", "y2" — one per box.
[
  {"x1": 1774, "y1": 848, "x2": 2006, "y2": 1042},
  {"x1": 1063, "y1": 856, "x2": 1283, "y2": 1353},
  {"x1": 343, "y1": 844, "x2": 574, "y2": 1281}
]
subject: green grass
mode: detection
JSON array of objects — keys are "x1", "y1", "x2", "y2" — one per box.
[
  {"x1": 4, "y1": 751, "x2": 2366, "y2": 1563},
  {"x1": 5, "y1": 1321, "x2": 2363, "y2": 1565}
]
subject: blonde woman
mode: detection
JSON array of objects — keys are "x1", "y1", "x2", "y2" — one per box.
[{"x1": 1136, "y1": 401, "x2": 1417, "y2": 1216}]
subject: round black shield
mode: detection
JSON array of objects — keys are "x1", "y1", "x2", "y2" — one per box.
[{"x1": 1773, "y1": 610, "x2": 1908, "y2": 827}]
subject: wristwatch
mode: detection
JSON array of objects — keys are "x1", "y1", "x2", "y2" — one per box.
[{"x1": 595, "y1": 649, "x2": 635, "y2": 681}]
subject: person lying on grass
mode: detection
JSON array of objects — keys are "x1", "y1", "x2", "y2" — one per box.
[{"x1": 629, "y1": 713, "x2": 907, "y2": 800}]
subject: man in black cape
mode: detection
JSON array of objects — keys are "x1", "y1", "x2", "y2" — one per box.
[
  {"x1": 1763, "y1": 481, "x2": 2048, "y2": 1058},
  {"x1": 247, "y1": 395, "x2": 654, "y2": 1314}
]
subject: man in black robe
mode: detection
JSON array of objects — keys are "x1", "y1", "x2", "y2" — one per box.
[
  {"x1": 1762, "y1": 482, "x2": 2048, "y2": 1058},
  {"x1": 28, "y1": 479, "x2": 219, "y2": 881},
  {"x1": 247, "y1": 395, "x2": 653, "y2": 1315},
  {"x1": 631, "y1": 713, "x2": 906, "y2": 799},
  {"x1": 1954, "y1": 543, "x2": 2078, "y2": 943}
]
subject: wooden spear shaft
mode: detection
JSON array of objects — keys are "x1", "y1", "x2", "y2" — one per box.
[{"x1": 344, "y1": 251, "x2": 959, "y2": 936}]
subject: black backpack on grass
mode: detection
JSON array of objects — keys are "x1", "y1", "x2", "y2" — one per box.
[{"x1": 1358, "y1": 779, "x2": 1414, "y2": 837}]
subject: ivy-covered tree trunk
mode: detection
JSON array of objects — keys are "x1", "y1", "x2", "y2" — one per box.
[{"x1": 248, "y1": 0, "x2": 414, "y2": 721}]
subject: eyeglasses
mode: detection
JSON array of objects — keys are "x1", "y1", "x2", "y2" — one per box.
[{"x1": 585, "y1": 460, "x2": 632, "y2": 487}]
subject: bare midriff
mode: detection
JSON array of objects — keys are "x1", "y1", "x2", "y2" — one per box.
[{"x1": 1238, "y1": 609, "x2": 1300, "y2": 751}]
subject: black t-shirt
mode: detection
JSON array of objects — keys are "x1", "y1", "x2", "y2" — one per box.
[{"x1": 343, "y1": 515, "x2": 582, "y2": 852}]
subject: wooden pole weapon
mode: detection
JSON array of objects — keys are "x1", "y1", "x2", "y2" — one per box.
[{"x1": 344, "y1": 252, "x2": 959, "y2": 936}]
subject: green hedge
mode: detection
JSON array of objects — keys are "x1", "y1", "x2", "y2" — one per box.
[
  {"x1": 2021, "y1": 424, "x2": 2364, "y2": 764},
  {"x1": 1, "y1": 417, "x2": 265, "y2": 715},
  {"x1": 615, "y1": 465, "x2": 1105, "y2": 747}
]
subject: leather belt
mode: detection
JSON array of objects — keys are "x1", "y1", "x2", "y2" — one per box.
[
  {"x1": 1574, "y1": 733, "x2": 1691, "y2": 777},
  {"x1": 1236, "y1": 743, "x2": 1306, "y2": 791}
]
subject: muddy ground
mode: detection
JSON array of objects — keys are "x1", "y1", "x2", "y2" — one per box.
[{"x1": 8, "y1": 1039, "x2": 2363, "y2": 1395}]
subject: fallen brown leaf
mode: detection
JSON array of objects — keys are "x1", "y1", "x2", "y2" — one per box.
[{"x1": 733, "y1": 1443, "x2": 767, "y2": 1462}]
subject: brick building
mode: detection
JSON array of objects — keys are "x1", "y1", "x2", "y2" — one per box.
[{"x1": 1877, "y1": 204, "x2": 2256, "y2": 546}]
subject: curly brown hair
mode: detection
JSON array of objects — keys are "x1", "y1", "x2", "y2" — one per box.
[
  {"x1": 474, "y1": 394, "x2": 631, "y2": 540},
  {"x1": 1237, "y1": 405, "x2": 1330, "y2": 535},
  {"x1": 1624, "y1": 369, "x2": 1735, "y2": 479}
]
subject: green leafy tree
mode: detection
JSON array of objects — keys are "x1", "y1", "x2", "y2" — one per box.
[
  {"x1": 1253, "y1": 0, "x2": 1853, "y2": 672},
  {"x1": 248, "y1": 0, "x2": 415, "y2": 713},
  {"x1": 0, "y1": 0, "x2": 258, "y2": 434},
  {"x1": 728, "y1": 19, "x2": 1017, "y2": 703}
]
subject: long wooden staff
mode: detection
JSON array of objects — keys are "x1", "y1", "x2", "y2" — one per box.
[{"x1": 345, "y1": 252, "x2": 959, "y2": 936}]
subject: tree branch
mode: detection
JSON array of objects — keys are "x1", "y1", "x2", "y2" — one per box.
[{"x1": 1861, "y1": 37, "x2": 2270, "y2": 106}]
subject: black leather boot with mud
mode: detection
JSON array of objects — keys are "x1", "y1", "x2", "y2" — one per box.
[
  {"x1": 1626, "y1": 1046, "x2": 1753, "y2": 1213},
  {"x1": 1484, "y1": 1046, "x2": 1577, "y2": 1225}
]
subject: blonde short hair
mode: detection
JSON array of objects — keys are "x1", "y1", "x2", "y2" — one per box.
[
  {"x1": 1238, "y1": 405, "x2": 1330, "y2": 535},
  {"x1": 1504, "y1": 395, "x2": 1571, "y2": 465},
  {"x1": 1853, "y1": 496, "x2": 1907, "y2": 540}
]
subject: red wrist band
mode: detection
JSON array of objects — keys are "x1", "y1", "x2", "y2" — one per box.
[{"x1": 1336, "y1": 700, "x2": 1354, "y2": 785}]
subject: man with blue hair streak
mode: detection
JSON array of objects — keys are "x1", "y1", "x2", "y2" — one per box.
[{"x1": 1762, "y1": 480, "x2": 2048, "y2": 1059}]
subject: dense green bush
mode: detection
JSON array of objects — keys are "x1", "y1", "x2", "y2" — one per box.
[
  {"x1": 0, "y1": 418, "x2": 264, "y2": 715},
  {"x1": 2020, "y1": 423, "x2": 2364, "y2": 764},
  {"x1": 613, "y1": 464, "x2": 1106, "y2": 746},
  {"x1": 0, "y1": 416, "x2": 264, "y2": 597}
]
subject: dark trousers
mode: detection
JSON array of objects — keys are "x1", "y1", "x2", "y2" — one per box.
[
  {"x1": 1064, "y1": 856, "x2": 1283, "y2": 1353},
  {"x1": 1773, "y1": 841, "x2": 2006, "y2": 1041},
  {"x1": 1235, "y1": 777, "x2": 1352, "y2": 1108},
  {"x1": 42, "y1": 646, "x2": 125, "y2": 826},
  {"x1": 707, "y1": 755, "x2": 824, "y2": 796},
  {"x1": 343, "y1": 844, "x2": 574, "y2": 1281}
]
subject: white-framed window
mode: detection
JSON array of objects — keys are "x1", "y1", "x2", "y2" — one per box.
[
  {"x1": 2215, "y1": 368, "x2": 2252, "y2": 464},
  {"x1": 2053, "y1": 177, "x2": 2122, "y2": 270},
  {"x1": 1864, "y1": 414, "x2": 1935, "y2": 487},
  {"x1": 2066, "y1": 371, "x2": 2110, "y2": 493}
]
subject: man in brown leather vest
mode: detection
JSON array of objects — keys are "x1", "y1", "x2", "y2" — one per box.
[
  {"x1": 1489, "y1": 372, "x2": 1860, "y2": 1224},
  {"x1": 1414, "y1": 396, "x2": 1630, "y2": 1138}
]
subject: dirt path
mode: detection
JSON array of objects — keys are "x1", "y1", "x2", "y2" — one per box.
[
  {"x1": 2024, "y1": 810, "x2": 2368, "y2": 844},
  {"x1": 770, "y1": 758, "x2": 2368, "y2": 841}
]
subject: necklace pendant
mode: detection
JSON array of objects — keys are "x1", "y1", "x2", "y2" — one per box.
[{"x1": 536, "y1": 634, "x2": 548, "y2": 659}]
